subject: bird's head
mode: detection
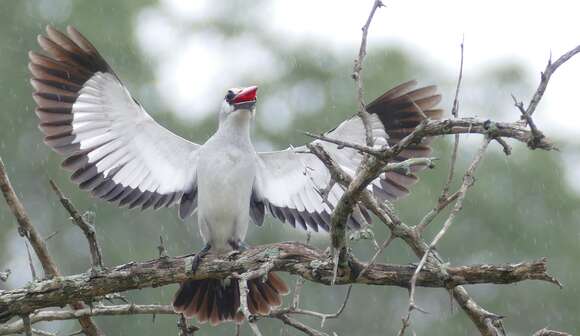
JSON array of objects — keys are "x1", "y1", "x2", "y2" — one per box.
[{"x1": 219, "y1": 86, "x2": 258, "y2": 123}]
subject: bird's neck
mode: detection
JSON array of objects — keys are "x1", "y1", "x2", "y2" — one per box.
[{"x1": 217, "y1": 112, "x2": 252, "y2": 144}]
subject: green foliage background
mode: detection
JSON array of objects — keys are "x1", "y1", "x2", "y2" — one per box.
[{"x1": 0, "y1": 1, "x2": 578, "y2": 335}]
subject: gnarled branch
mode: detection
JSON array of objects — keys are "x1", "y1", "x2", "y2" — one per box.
[{"x1": 0, "y1": 242, "x2": 558, "y2": 321}]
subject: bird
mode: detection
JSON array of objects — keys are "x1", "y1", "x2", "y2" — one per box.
[{"x1": 29, "y1": 26, "x2": 442, "y2": 325}]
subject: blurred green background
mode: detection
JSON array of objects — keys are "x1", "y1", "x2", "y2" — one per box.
[{"x1": 0, "y1": 1, "x2": 578, "y2": 335}]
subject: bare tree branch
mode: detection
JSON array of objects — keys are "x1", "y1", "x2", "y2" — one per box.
[
  {"x1": 306, "y1": 142, "x2": 561, "y2": 336},
  {"x1": 31, "y1": 329, "x2": 56, "y2": 336},
  {"x1": 0, "y1": 157, "x2": 102, "y2": 335},
  {"x1": 352, "y1": 0, "x2": 384, "y2": 147},
  {"x1": 438, "y1": 38, "x2": 465, "y2": 215},
  {"x1": 0, "y1": 304, "x2": 176, "y2": 335},
  {"x1": 329, "y1": 0, "x2": 384, "y2": 272},
  {"x1": 532, "y1": 328, "x2": 572, "y2": 336},
  {"x1": 511, "y1": 45, "x2": 580, "y2": 149},
  {"x1": 49, "y1": 180, "x2": 104, "y2": 270},
  {"x1": 291, "y1": 233, "x2": 311, "y2": 310},
  {"x1": 24, "y1": 241, "x2": 37, "y2": 281},
  {"x1": 305, "y1": 117, "x2": 556, "y2": 162},
  {"x1": 177, "y1": 314, "x2": 199, "y2": 336},
  {"x1": 274, "y1": 314, "x2": 329, "y2": 336},
  {"x1": 272, "y1": 285, "x2": 352, "y2": 329},
  {"x1": 234, "y1": 262, "x2": 275, "y2": 336},
  {"x1": 0, "y1": 242, "x2": 559, "y2": 321},
  {"x1": 0, "y1": 158, "x2": 59, "y2": 278},
  {"x1": 402, "y1": 137, "x2": 491, "y2": 334},
  {"x1": 522, "y1": 45, "x2": 580, "y2": 119},
  {"x1": 1, "y1": 7, "x2": 577, "y2": 336}
]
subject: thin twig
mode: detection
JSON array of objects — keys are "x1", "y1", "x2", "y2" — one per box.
[
  {"x1": 66, "y1": 330, "x2": 83, "y2": 336},
  {"x1": 308, "y1": 139, "x2": 513, "y2": 336},
  {"x1": 302, "y1": 131, "x2": 380, "y2": 156},
  {"x1": 291, "y1": 233, "x2": 312, "y2": 309},
  {"x1": 356, "y1": 234, "x2": 395, "y2": 279},
  {"x1": 49, "y1": 180, "x2": 104, "y2": 270},
  {"x1": 43, "y1": 231, "x2": 59, "y2": 242},
  {"x1": 381, "y1": 157, "x2": 437, "y2": 175},
  {"x1": 353, "y1": 0, "x2": 384, "y2": 147},
  {"x1": 511, "y1": 45, "x2": 580, "y2": 149},
  {"x1": 238, "y1": 277, "x2": 262, "y2": 336},
  {"x1": 441, "y1": 39, "x2": 465, "y2": 198},
  {"x1": 234, "y1": 262, "x2": 274, "y2": 336},
  {"x1": 32, "y1": 329, "x2": 56, "y2": 336},
  {"x1": 326, "y1": 0, "x2": 385, "y2": 273},
  {"x1": 177, "y1": 314, "x2": 198, "y2": 336},
  {"x1": 158, "y1": 236, "x2": 169, "y2": 259},
  {"x1": 532, "y1": 328, "x2": 572, "y2": 336},
  {"x1": 403, "y1": 138, "x2": 491, "y2": 334},
  {"x1": 24, "y1": 241, "x2": 37, "y2": 281},
  {"x1": 1, "y1": 305, "x2": 175, "y2": 335},
  {"x1": 512, "y1": 95, "x2": 546, "y2": 149},
  {"x1": 491, "y1": 136, "x2": 512, "y2": 156},
  {"x1": 274, "y1": 285, "x2": 353, "y2": 329},
  {"x1": 416, "y1": 190, "x2": 461, "y2": 233},
  {"x1": 274, "y1": 314, "x2": 329, "y2": 336},
  {"x1": 524, "y1": 45, "x2": 580, "y2": 118}
]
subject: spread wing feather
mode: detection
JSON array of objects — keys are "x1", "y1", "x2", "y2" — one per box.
[
  {"x1": 30, "y1": 26, "x2": 199, "y2": 211},
  {"x1": 253, "y1": 80, "x2": 443, "y2": 231}
]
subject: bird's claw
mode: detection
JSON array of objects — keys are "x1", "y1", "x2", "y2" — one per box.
[
  {"x1": 227, "y1": 239, "x2": 249, "y2": 252},
  {"x1": 191, "y1": 243, "x2": 211, "y2": 273}
]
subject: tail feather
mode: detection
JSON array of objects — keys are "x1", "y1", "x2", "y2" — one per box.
[
  {"x1": 173, "y1": 272, "x2": 287, "y2": 325},
  {"x1": 266, "y1": 272, "x2": 289, "y2": 295},
  {"x1": 250, "y1": 281, "x2": 271, "y2": 315},
  {"x1": 257, "y1": 279, "x2": 281, "y2": 306}
]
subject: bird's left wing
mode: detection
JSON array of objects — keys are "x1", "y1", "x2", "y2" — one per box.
[
  {"x1": 252, "y1": 81, "x2": 442, "y2": 231},
  {"x1": 30, "y1": 26, "x2": 199, "y2": 213}
]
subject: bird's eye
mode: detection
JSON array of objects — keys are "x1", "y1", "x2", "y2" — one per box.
[{"x1": 225, "y1": 90, "x2": 236, "y2": 101}]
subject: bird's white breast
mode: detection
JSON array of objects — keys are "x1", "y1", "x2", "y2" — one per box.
[{"x1": 195, "y1": 138, "x2": 256, "y2": 252}]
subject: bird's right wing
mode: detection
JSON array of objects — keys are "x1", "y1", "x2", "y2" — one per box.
[{"x1": 30, "y1": 26, "x2": 200, "y2": 213}]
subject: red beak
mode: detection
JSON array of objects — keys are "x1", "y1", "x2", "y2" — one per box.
[{"x1": 231, "y1": 86, "x2": 258, "y2": 104}]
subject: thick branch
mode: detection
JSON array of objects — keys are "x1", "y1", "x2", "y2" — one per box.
[
  {"x1": 304, "y1": 117, "x2": 556, "y2": 159},
  {"x1": 0, "y1": 242, "x2": 558, "y2": 320},
  {"x1": 0, "y1": 158, "x2": 59, "y2": 278}
]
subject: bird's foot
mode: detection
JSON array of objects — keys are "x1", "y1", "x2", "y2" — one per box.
[
  {"x1": 191, "y1": 243, "x2": 211, "y2": 273},
  {"x1": 228, "y1": 239, "x2": 249, "y2": 252}
]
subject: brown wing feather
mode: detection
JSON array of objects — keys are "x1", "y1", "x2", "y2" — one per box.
[{"x1": 366, "y1": 80, "x2": 443, "y2": 203}]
